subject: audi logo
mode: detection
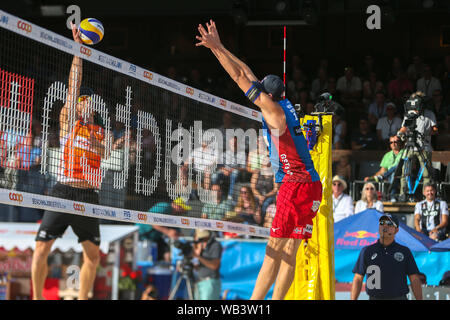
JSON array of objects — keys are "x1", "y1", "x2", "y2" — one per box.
[
  {"x1": 9, "y1": 193, "x2": 23, "y2": 202},
  {"x1": 17, "y1": 21, "x2": 32, "y2": 33},
  {"x1": 73, "y1": 203, "x2": 85, "y2": 212},
  {"x1": 80, "y1": 46, "x2": 92, "y2": 57},
  {"x1": 137, "y1": 213, "x2": 147, "y2": 221},
  {"x1": 143, "y1": 71, "x2": 153, "y2": 80},
  {"x1": 186, "y1": 87, "x2": 194, "y2": 95}
]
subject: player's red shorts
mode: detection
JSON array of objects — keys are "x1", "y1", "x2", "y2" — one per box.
[{"x1": 270, "y1": 180, "x2": 322, "y2": 239}]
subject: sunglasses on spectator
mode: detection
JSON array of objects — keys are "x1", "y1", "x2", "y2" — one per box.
[
  {"x1": 240, "y1": 190, "x2": 248, "y2": 194},
  {"x1": 78, "y1": 95, "x2": 91, "y2": 103},
  {"x1": 379, "y1": 220, "x2": 394, "y2": 226},
  {"x1": 333, "y1": 182, "x2": 342, "y2": 186}
]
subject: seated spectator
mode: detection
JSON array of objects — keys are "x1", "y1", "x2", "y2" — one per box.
[
  {"x1": 332, "y1": 108, "x2": 347, "y2": 149},
  {"x1": 234, "y1": 186, "x2": 262, "y2": 226},
  {"x1": 287, "y1": 68, "x2": 308, "y2": 98},
  {"x1": 310, "y1": 67, "x2": 328, "y2": 101},
  {"x1": 354, "y1": 182, "x2": 384, "y2": 214},
  {"x1": 417, "y1": 65, "x2": 442, "y2": 101},
  {"x1": 201, "y1": 184, "x2": 234, "y2": 221},
  {"x1": 263, "y1": 201, "x2": 276, "y2": 229},
  {"x1": 246, "y1": 136, "x2": 268, "y2": 175},
  {"x1": 351, "y1": 117, "x2": 379, "y2": 150},
  {"x1": 428, "y1": 89, "x2": 449, "y2": 131},
  {"x1": 376, "y1": 102, "x2": 403, "y2": 148},
  {"x1": 211, "y1": 136, "x2": 248, "y2": 200},
  {"x1": 334, "y1": 155, "x2": 351, "y2": 182},
  {"x1": 414, "y1": 183, "x2": 449, "y2": 241},
  {"x1": 362, "y1": 78, "x2": 375, "y2": 109},
  {"x1": 388, "y1": 70, "x2": 414, "y2": 106},
  {"x1": 407, "y1": 55, "x2": 425, "y2": 82},
  {"x1": 387, "y1": 57, "x2": 404, "y2": 82},
  {"x1": 182, "y1": 136, "x2": 218, "y2": 190},
  {"x1": 136, "y1": 198, "x2": 191, "y2": 262},
  {"x1": 250, "y1": 158, "x2": 279, "y2": 217},
  {"x1": 332, "y1": 175, "x2": 354, "y2": 223},
  {"x1": 368, "y1": 91, "x2": 388, "y2": 127},
  {"x1": 360, "y1": 55, "x2": 380, "y2": 81},
  {"x1": 325, "y1": 76, "x2": 340, "y2": 104},
  {"x1": 305, "y1": 100, "x2": 316, "y2": 115},
  {"x1": 365, "y1": 135, "x2": 405, "y2": 202},
  {"x1": 336, "y1": 66, "x2": 362, "y2": 107}
]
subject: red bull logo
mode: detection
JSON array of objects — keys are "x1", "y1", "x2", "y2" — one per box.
[
  {"x1": 337, "y1": 230, "x2": 378, "y2": 247},
  {"x1": 181, "y1": 218, "x2": 190, "y2": 226},
  {"x1": 344, "y1": 230, "x2": 378, "y2": 239}
]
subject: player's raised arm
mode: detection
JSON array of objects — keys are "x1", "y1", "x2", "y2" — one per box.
[
  {"x1": 196, "y1": 20, "x2": 285, "y2": 131},
  {"x1": 60, "y1": 22, "x2": 83, "y2": 139}
]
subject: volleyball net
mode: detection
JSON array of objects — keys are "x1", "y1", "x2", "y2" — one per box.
[{"x1": 0, "y1": 10, "x2": 275, "y2": 237}]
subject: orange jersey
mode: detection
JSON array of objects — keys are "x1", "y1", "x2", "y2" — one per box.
[{"x1": 60, "y1": 120, "x2": 104, "y2": 188}]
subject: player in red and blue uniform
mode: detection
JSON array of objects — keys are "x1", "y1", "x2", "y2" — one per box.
[{"x1": 196, "y1": 20, "x2": 322, "y2": 300}]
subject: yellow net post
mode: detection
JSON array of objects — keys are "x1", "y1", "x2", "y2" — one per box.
[{"x1": 284, "y1": 114, "x2": 334, "y2": 300}]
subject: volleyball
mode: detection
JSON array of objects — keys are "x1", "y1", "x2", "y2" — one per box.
[{"x1": 78, "y1": 18, "x2": 104, "y2": 45}]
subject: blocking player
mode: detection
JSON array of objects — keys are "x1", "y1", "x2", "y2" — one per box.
[
  {"x1": 196, "y1": 20, "x2": 322, "y2": 300},
  {"x1": 31, "y1": 22, "x2": 111, "y2": 300}
]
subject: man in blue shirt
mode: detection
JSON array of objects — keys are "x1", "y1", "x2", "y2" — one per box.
[{"x1": 351, "y1": 214, "x2": 423, "y2": 300}]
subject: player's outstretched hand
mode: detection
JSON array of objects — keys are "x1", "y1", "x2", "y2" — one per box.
[
  {"x1": 70, "y1": 21, "x2": 82, "y2": 44},
  {"x1": 195, "y1": 19, "x2": 222, "y2": 50}
]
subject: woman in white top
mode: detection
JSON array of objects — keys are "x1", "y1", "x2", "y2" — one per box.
[{"x1": 355, "y1": 182, "x2": 384, "y2": 214}]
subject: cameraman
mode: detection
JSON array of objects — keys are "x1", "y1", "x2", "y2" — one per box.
[
  {"x1": 397, "y1": 92, "x2": 438, "y2": 202},
  {"x1": 192, "y1": 229, "x2": 222, "y2": 300}
]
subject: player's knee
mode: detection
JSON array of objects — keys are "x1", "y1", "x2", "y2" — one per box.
[
  {"x1": 82, "y1": 244, "x2": 100, "y2": 266},
  {"x1": 33, "y1": 241, "x2": 52, "y2": 260}
]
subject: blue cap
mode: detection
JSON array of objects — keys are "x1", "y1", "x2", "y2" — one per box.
[
  {"x1": 79, "y1": 86, "x2": 94, "y2": 97},
  {"x1": 379, "y1": 214, "x2": 399, "y2": 228},
  {"x1": 260, "y1": 75, "x2": 285, "y2": 101}
]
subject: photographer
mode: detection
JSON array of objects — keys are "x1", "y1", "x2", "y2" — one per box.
[
  {"x1": 192, "y1": 229, "x2": 222, "y2": 300},
  {"x1": 397, "y1": 92, "x2": 438, "y2": 202}
]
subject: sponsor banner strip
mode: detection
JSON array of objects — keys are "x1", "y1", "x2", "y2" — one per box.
[
  {"x1": 0, "y1": 10, "x2": 261, "y2": 121},
  {"x1": 0, "y1": 188, "x2": 270, "y2": 238}
]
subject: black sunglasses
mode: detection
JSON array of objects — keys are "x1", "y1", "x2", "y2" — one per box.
[{"x1": 379, "y1": 220, "x2": 395, "y2": 226}]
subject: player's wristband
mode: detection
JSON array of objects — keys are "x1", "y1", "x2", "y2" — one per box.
[{"x1": 245, "y1": 82, "x2": 263, "y2": 103}]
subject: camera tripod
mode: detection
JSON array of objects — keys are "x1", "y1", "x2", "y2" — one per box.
[
  {"x1": 400, "y1": 132, "x2": 433, "y2": 201},
  {"x1": 168, "y1": 261, "x2": 196, "y2": 300}
]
